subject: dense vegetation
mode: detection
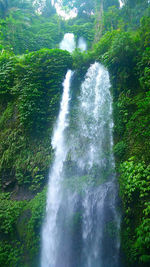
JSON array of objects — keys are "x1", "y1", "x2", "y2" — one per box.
[
  {"x1": 0, "y1": 0, "x2": 149, "y2": 266},
  {"x1": 92, "y1": 4, "x2": 150, "y2": 265},
  {"x1": 91, "y1": 4, "x2": 150, "y2": 264}
]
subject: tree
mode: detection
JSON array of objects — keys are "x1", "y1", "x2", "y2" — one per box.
[
  {"x1": 62, "y1": 0, "x2": 95, "y2": 16},
  {"x1": 0, "y1": 0, "x2": 34, "y2": 18},
  {"x1": 103, "y1": 0, "x2": 119, "y2": 11},
  {"x1": 122, "y1": 0, "x2": 149, "y2": 8},
  {"x1": 42, "y1": 0, "x2": 56, "y2": 17},
  {"x1": 0, "y1": 0, "x2": 8, "y2": 17}
]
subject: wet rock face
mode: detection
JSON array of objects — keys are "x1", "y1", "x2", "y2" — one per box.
[
  {"x1": 1, "y1": 171, "x2": 35, "y2": 200},
  {"x1": 1, "y1": 170, "x2": 16, "y2": 191},
  {"x1": 12, "y1": 185, "x2": 36, "y2": 201}
]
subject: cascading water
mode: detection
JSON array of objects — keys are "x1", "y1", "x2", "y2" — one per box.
[
  {"x1": 59, "y1": 33, "x2": 87, "y2": 52},
  {"x1": 41, "y1": 69, "x2": 73, "y2": 267},
  {"x1": 41, "y1": 38, "x2": 121, "y2": 266},
  {"x1": 41, "y1": 32, "x2": 74, "y2": 267},
  {"x1": 59, "y1": 33, "x2": 76, "y2": 52},
  {"x1": 64, "y1": 62, "x2": 121, "y2": 267}
]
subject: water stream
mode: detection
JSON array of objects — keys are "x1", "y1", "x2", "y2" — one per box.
[{"x1": 41, "y1": 35, "x2": 121, "y2": 267}]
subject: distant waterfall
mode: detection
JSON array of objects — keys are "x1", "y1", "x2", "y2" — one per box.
[
  {"x1": 77, "y1": 37, "x2": 87, "y2": 51},
  {"x1": 41, "y1": 61, "x2": 121, "y2": 267},
  {"x1": 119, "y1": 0, "x2": 124, "y2": 8},
  {"x1": 59, "y1": 33, "x2": 87, "y2": 52},
  {"x1": 59, "y1": 33, "x2": 76, "y2": 53},
  {"x1": 51, "y1": 0, "x2": 55, "y2": 6}
]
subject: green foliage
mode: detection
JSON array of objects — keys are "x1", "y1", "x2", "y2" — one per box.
[
  {"x1": 93, "y1": 30, "x2": 118, "y2": 60},
  {"x1": 0, "y1": 241, "x2": 24, "y2": 267},
  {"x1": 0, "y1": 10, "x2": 63, "y2": 54},
  {"x1": 22, "y1": 188, "x2": 47, "y2": 262},
  {"x1": 0, "y1": 1, "x2": 149, "y2": 267},
  {"x1": 0, "y1": 102, "x2": 13, "y2": 128},
  {"x1": 0, "y1": 188, "x2": 47, "y2": 266},
  {"x1": 17, "y1": 49, "x2": 72, "y2": 134},
  {"x1": 120, "y1": 158, "x2": 150, "y2": 203},
  {"x1": 0, "y1": 51, "x2": 17, "y2": 102},
  {"x1": 0, "y1": 49, "x2": 72, "y2": 135},
  {"x1": 119, "y1": 158, "x2": 150, "y2": 264},
  {"x1": 137, "y1": 49, "x2": 150, "y2": 91},
  {"x1": 0, "y1": 0, "x2": 34, "y2": 18},
  {"x1": 0, "y1": 197, "x2": 25, "y2": 236},
  {"x1": 103, "y1": 31, "x2": 137, "y2": 72},
  {"x1": 120, "y1": 1, "x2": 150, "y2": 30},
  {"x1": 103, "y1": 6, "x2": 121, "y2": 32},
  {"x1": 113, "y1": 92, "x2": 132, "y2": 143},
  {"x1": 126, "y1": 92, "x2": 150, "y2": 162},
  {"x1": 0, "y1": 48, "x2": 72, "y2": 194},
  {"x1": 92, "y1": 4, "x2": 150, "y2": 265},
  {"x1": 72, "y1": 48, "x2": 93, "y2": 72},
  {"x1": 139, "y1": 15, "x2": 150, "y2": 48},
  {"x1": 135, "y1": 202, "x2": 150, "y2": 263},
  {"x1": 62, "y1": 0, "x2": 95, "y2": 17},
  {"x1": 114, "y1": 141, "x2": 127, "y2": 160},
  {"x1": 0, "y1": 192, "x2": 26, "y2": 266},
  {"x1": 67, "y1": 22, "x2": 95, "y2": 47}
]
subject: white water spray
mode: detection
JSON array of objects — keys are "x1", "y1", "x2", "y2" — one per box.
[
  {"x1": 51, "y1": 0, "x2": 55, "y2": 6},
  {"x1": 41, "y1": 56, "x2": 121, "y2": 266},
  {"x1": 119, "y1": 0, "x2": 124, "y2": 8},
  {"x1": 59, "y1": 33, "x2": 76, "y2": 53}
]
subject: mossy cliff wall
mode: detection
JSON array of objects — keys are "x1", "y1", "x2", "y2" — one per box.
[{"x1": 0, "y1": 48, "x2": 72, "y2": 266}]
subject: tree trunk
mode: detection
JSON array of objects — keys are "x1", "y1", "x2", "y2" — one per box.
[{"x1": 94, "y1": 0, "x2": 104, "y2": 43}]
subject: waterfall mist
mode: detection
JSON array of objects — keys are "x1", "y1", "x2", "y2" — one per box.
[{"x1": 77, "y1": 37, "x2": 87, "y2": 51}]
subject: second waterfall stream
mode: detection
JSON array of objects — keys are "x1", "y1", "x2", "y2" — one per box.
[{"x1": 41, "y1": 35, "x2": 121, "y2": 267}]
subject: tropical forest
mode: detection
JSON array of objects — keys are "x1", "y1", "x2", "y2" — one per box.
[{"x1": 0, "y1": 0, "x2": 150, "y2": 266}]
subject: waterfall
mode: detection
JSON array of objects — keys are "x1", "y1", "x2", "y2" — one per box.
[
  {"x1": 77, "y1": 37, "x2": 87, "y2": 52},
  {"x1": 59, "y1": 33, "x2": 87, "y2": 52},
  {"x1": 41, "y1": 61, "x2": 121, "y2": 266},
  {"x1": 59, "y1": 33, "x2": 76, "y2": 53},
  {"x1": 119, "y1": 0, "x2": 124, "y2": 8},
  {"x1": 41, "y1": 69, "x2": 73, "y2": 267},
  {"x1": 51, "y1": 0, "x2": 55, "y2": 6}
]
